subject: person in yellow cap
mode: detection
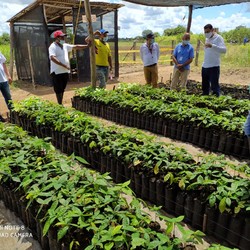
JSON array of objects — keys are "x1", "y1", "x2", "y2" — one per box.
[
  {"x1": 49, "y1": 30, "x2": 90, "y2": 104},
  {"x1": 86, "y1": 29, "x2": 112, "y2": 88}
]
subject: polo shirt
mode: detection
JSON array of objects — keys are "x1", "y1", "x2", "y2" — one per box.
[
  {"x1": 95, "y1": 39, "x2": 111, "y2": 67},
  {"x1": 173, "y1": 43, "x2": 194, "y2": 70}
]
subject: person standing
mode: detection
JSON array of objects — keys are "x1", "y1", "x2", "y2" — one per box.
[
  {"x1": 49, "y1": 30, "x2": 89, "y2": 104},
  {"x1": 202, "y1": 24, "x2": 226, "y2": 97},
  {"x1": 86, "y1": 29, "x2": 113, "y2": 88},
  {"x1": 0, "y1": 51, "x2": 13, "y2": 122},
  {"x1": 140, "y1": 32, "x2": 160, "y2": 88},
  {"x1": 244, "y1": 111, "x2": 250, "y2": 154},
  {"x1": 171, "y1": 33, "x2": 194, "y2": 91}
]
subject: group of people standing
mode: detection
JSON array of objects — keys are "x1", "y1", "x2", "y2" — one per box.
[
  {"x1": 140, "y1": 23, "x2": 227, "y2": 97},
  {"x1": 0, "y1": 25, "x2": 249, "y2": 153}
]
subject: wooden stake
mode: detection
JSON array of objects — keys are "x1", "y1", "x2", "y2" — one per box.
[
  {"x1": 27, "y1": 40, "x2": 36, "y2": 88},
  {"x1": 84, "y1": 0, "x2": 96, "y2": 88}
]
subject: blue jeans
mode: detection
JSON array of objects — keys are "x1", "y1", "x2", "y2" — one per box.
[
  {"x1": 96, "y1": 66, "x2": 108, "y2": 88},
  {"x1": 0, "y1": 81, "x2": 12, "y2": 110},
  {"x1": 202, "y1": 66, "x2": 220, "y2": 96},
  {"x1": 244, "y1": 111, "x2": 250, "y2": 136}
]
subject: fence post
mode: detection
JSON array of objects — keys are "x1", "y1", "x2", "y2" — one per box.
[
  {"x1": 133, "y1": 41, "x2": 136, "y2": 61},
  {"x1": 195, "y1": 39, "x2": 201, "y2": 66},
  {"x1": 170, "y1": 40, "x2": 175, "y2": 65}
]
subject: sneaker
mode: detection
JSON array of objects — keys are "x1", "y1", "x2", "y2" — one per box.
[{"x1": 0, "y1": 115, "x2": 6, "y2": 122}]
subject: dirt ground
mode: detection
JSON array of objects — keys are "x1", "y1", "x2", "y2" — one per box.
[{"x1": 1, "y1": 64, "x2": 249, "y2": 116}]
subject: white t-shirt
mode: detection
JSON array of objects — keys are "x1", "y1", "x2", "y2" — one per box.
[
  {"x1": 0, "y1": 52, "x2": 7, "y2": 82},
  {"x1": 49, "y1": 42, "x2": 74, "y2": 74}
]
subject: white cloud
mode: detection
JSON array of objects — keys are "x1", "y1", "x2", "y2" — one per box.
[{"x1": 0, "y1": 0, "x2": 250, "y2": 38}]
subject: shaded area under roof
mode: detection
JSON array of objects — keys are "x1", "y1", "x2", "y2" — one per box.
[
  {"x1": 7, "y1": 0, "x2": 124, "y2": 24},
  {"x1": 123, "y1": 0, "x2": 250, "y2": 7}
]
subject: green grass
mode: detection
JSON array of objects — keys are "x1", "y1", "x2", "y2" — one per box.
[
  {"x1": 1, "y1": 39, "x2": 249, "y2": 68},
  {"x1": 0, "y1": 44, "x2": 10, "y2": 62},
  {"x1": 118, "y1": 38, "x2": 250, "y2": 68}
]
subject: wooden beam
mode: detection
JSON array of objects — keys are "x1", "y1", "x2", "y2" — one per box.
[
  {"x1": 9, "y1": 22, "x2": 14, "y2": 80},
  {"x1": 186, "y1": 5, "x2": 193, "y2": 33},
  {"x1": 84, "y1": 0, "x2": 96, "y2": 88}
]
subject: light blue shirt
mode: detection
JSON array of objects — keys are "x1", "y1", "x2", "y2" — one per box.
[{"x1": 173, "y1": 43, "x2": 194, "y2": 70}]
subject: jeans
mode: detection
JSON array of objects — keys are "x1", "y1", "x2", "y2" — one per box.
[
  {"x1": 0, "y1": 81, "x2": 12, "y2": 110},
  {"x1": 202, "y1": 66, "x2": 220, "y2": 96},
  {"x1": 96, "y1": 66, "x2": 108, "y2": 88},
  {"x1": 244, "y1": 111, "x2": 250, "y2": 136}
]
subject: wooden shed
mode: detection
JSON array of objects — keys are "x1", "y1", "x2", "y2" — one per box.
[{"x1": 7, "y1": 0, "x2": 124, "y2": 86}]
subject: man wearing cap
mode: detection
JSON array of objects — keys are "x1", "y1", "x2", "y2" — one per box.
[
  {"x1": 140, "y1": 32, "x2": 160, "y2": 88},
  {"x1": 49, "y1": 30, "x2": 90, "y2": 104},
  {"x1": 86, "y1": 29, "x2": 112, "y2": 88}
]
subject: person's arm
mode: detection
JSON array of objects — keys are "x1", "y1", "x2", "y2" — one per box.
[
  {"x1": 108, "y1": 56, "x2": 112, "y2": 71},
  {"x1": 205, "y1": 36, "x2": 226, "y2": 54},
  {"x1": 73, "y1": 44, "x2": 90, "y2": 50},
  {"x1": 50, "y1": 55, "x2": 70, "y2": 70},
  {"x1": 3, "y1": 63, "x2": 12, "y2": 84},
  {"x1": 85, "y1": 30, "x2": 100, "y2": 43}
]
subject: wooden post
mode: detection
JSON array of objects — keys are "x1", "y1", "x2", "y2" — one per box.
[
  {"x1": 195, "y1": 39, "x2": 201, "y2": 66},
  {"x1": 186, "y1": 5, "x2": 193, "y2": 33},
  {"x1": 84, "y1": 0, "x2": 96, "y2": 88},
  {"x1": 170, "y1": 40, "x2": 175, "y2": 65},
  {"x1": 9, "y1": 22, "x2": 14, "y2": 79},
  {"x1": 133, "y1": 41, "x2": 136, "y2": 61},
  {"x1": 27, "y1": 40, "x2": 36, "y2": 88}
]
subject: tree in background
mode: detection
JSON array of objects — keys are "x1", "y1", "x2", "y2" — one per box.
[
  {"x1": 222, "y1": 26, "x2": 250, "y2": 44},
  {"x1": 0, "y1": 32, "x2": 10, "y2": 45},
  {"x1": 163, "y1": 25, "x2": 186, "y2": 36}
]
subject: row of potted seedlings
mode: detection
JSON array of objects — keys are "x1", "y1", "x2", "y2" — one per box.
[
  {"x1": 9, "y1": 97, "x2": 250, "y2": 249},
  {"x1": 0, "y1": 123, "x2": 206, "y2": 250},
  {"x1": 72, "y1": 84, "x2": 250, "y2": 159}
]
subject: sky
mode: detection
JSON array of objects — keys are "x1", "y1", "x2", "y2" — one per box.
[{"x1": 0, "y1": 0, "x2": 250, "y2": 38}]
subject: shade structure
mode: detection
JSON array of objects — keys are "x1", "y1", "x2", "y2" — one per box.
[{"x1": 122, "y1": 0, "x2": 250, "y2": 7}]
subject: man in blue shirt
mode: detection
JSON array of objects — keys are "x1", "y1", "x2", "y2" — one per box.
[{"x1": 171, "y1": 33, "x2": 194, "y2": 91}]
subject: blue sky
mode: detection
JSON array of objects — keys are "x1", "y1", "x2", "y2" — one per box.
[{"x1": 0, "y1": 0, "x2": 249, "y2": 38}]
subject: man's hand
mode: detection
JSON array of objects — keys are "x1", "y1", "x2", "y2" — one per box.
[
  {"x1": 205, "y1": 43, "x2": 212, "y2": 48},
  {"x1": 8, "y1": 76, "x2": 12, "y2": 84}
]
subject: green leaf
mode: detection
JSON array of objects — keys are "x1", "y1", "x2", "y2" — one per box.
[
  {"x1": 219, "y1": 197, "x2": 227, "y2": 213},
  {"x1": 104, "y1": 242, "x2": 114, "y2": 250},
  {"x1": 75, "y1": 156, "x2": 90, "y2": 165},
  {"x1": 111, "y1": 225, "x2": 122, "y2": 236},
  {"x1": 57, "y1": 226, "x2": 69, "y2": 240}
]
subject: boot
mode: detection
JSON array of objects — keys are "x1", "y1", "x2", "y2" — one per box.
[{"x1": 56, "y1": 93, "x2": 63, "y2": 105}]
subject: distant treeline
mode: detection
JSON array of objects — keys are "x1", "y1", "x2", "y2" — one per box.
[{"x1": 119, "y1": 25, "x2": 250, "y2": 44}]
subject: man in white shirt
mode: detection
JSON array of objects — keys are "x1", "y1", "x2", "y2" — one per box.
[
  {"x1": 140, "y1": 32, "x2": 160, "y2": 88},
  {"x1": 0, "y1": 51, "x2": 12, "y2": 122},
  {"x1": 49, "y1": 30, "x2": 90, "y2": 104},
  {"x1": 202, "y1": 24, "x2": 226, "y2": 97}
]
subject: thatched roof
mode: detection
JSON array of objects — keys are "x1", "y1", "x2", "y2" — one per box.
[
  {"x1": 123, "y1": 0, "x2": 250, "y2": 7},
  {"x1": 8, "y1": 0, "x2": 124, "y2": 24}
]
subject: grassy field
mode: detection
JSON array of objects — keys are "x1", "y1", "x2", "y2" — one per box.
[
  {"x1": 1, "y1": 39, "x2": 249, "y2": 68},
  {"x1": 118, "y1": 38, "x2": 250, "y2": 68}
]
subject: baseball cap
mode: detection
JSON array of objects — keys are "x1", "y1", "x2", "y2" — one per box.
[
  {"x1": 146, "y1": 33, "x2": 154, "y2": 39},
  {"x1": 99, "y1": 29, "x2": 109, "y2": 34},
  {"x1": 53, "y1": 30, "x2": 67, "y2": 38}
]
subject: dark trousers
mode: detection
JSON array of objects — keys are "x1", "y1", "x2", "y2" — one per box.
[
  {"x1": 51, "y1": 72, "x2": 69, "y2": 104},
  {"x1": 202, "y1": 66, "x2": 220, "y2": 96}
]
